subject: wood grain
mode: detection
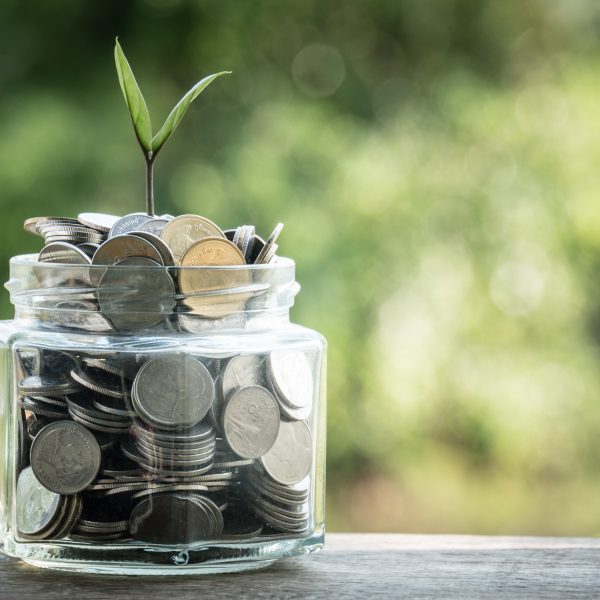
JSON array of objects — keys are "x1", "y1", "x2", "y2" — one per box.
[{"x1": 1, "y1": 534, "x2": 600, "y2": 599}]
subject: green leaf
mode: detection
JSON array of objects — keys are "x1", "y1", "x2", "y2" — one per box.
[
  {"x1": 151, "y1": 71, "x2": 230, "y2": 154},
  {"x1": 114, "y1": 38, "x2": 153, "y2": 154}
]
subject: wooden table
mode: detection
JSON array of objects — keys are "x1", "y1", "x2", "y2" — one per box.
[{"x1": 1, "y1": 534, "x2": 599, "y2": 599}]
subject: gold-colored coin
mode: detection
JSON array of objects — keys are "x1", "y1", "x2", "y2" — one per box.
[
  {"x1": 179, "y1": 238, "x2": 250, "y2": 319},
  {"x1": 159, "y1": 214, "x2": 225, "y2": 264}
]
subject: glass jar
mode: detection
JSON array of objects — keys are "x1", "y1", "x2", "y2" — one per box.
[{"x1": 0, "y1": 254, "x2": 326, "y2": 574}]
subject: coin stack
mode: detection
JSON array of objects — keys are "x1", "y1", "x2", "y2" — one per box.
[{"x1": 15, "y1": 344, "x2": 316, "y2": 544}]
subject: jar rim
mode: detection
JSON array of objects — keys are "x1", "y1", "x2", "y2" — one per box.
[{"x1": 10, "y1": 253, "x2": 295, "y2": 271}]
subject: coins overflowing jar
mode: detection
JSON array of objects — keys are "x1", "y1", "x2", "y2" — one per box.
[{"x1": 0, "y1": 219, "x2": 326, "y2": 574}]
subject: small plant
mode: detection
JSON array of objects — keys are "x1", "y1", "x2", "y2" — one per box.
[{"x1": 114, "y1": 38, "x2": 230, "y2": 215}]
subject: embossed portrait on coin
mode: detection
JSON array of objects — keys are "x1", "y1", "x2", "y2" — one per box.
[{"x1": 45, "y1": 430, "x2": 86, "y2": 484}]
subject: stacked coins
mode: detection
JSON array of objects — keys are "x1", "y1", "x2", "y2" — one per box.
[{"x1": 15, "y1": 343, "x2": 316, "y2": 544}]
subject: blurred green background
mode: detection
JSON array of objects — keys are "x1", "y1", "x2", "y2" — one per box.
[{"x1": 3, "y1": 0, "x2": 600, "y2": 535}]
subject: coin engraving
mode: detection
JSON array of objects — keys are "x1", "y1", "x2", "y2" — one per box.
[
  {"x1": 16, "y1": 467, "x2": 61, "y2": 536},
  {"x1": 160, "y1": 214, "x2": 225, "y2": 264},
  {"x1": 222, "y1": 386, "x2": 280, "y2": 459},
  {"x1": 259, "y1": 420, "x2": 312, "y2": 485},
  {"x1": 30, "y1": 421, "x2": 101, "y2": 494},
  {"x1": 132, "y1": 355, "x2": 215, "y2": 429}
]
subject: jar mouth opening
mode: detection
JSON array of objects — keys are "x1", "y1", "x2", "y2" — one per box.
[{"x1": 10, "y1": 254, "x2": 295, "y2": 271}]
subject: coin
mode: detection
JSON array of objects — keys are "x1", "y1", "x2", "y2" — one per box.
[
  {"x1": 16, "y1": 467, "x2": 63, "y2": 537},
  {"x1": 97, "y1": 256, "x2": 176, "y2": 330},
  {"x1": 70, "y1": 366, "x2": 129, "y2": 400},
  {"x1": 39, "y1": 242, "x2": 92, "y2": 265},
  {"x1": 233, "y1": 225, "x2": 255, "y2": 258},
  {"x1": 179, "y1": 237, "x2": 249, "y2": 319},
  {"x1": 222, "y1": 386, "x2": 280, "y2": 459},
  {"x1": 132, "y1": 355, "x2": 214, "y2": 429},
  {"x1": 160, "y1": 214, "x2": 225, "y2": 264},
  {"x1": 108, "y1": 213, "x2": 153, "y2": 238},
  {"x1": 221, "y1": 508, "x2": 263, "y2": 539},
  {"x1": 259, "y1": 420, "x2": 312, "y2": 485},
  {"x1": 18, "y1": 374, "x2": 80, "y2": 396},
  {"x1": 137, "y1": 218, "x2": 170, "y2": 236},
  {"x1": 220, "y1": 354, "x2": 268, "y2": 403},
  {"x1": 128, "y1": 231, "x2": 175, "y2": 266},
  {"x1": 24, "y1": 216, "x2": 80, "y2": 235},
  {"x1": 245, "y1": 234, "x2": 266, "y2": 264},
  {"x1": 129, "y1": 494, "x2": 214, "y2": 543},
  {"x1": 30, "y1": 420, "x2": 101, "y2": 494},
  {"x1": 78, "y1": 213, "x2": 120, "y2": 233},
  {"x1": 268, "y1": 349, "x2": 314, "y2": 410},
  {"x1": 90, "y1": 234, "x2": 165, "y2": 285},
  {"x1": 78, "y1": 242, "x2": 101, "y2": 256},
  {"x1": 255, "y1": 223, "x2": 283, "y2": 264}
]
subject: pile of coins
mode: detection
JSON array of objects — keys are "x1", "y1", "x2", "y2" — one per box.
[
  {"x1": 15, "y1": 345, "x2": 316, "y2": 544},
  {"x1": 24, "y1": 212, "x2": 284, "y2": 329}
]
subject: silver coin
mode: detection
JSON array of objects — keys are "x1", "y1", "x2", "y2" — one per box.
[
  {"x1": 24, "y1": 394, "x2": 67, "y2": 408},
  {"x1": 24, "y1": 216, "x2": 79, "y2": 235},
  {"x1": 259, "y1": 420, "x2": 312, "y2": 485},
  {"x1": 132, "y1": 419, "x2": 213, "y2": 443},
  {"x1": 129, "y1": 231, "x2": 175, "y2": 266},
  {"x1": 248, "y1": 475, "x2": 309, "y2": 505},
  {"x1": 18, "y1": 375, "x2": 80, "y2": 396},
  {"x1": 70, "y1": 412, "x2": 130, "y2": 434},
  {"x1": 81, "y1": 357, "x2": 126, "y2": 378},
  {"x1": 78, "y1": 213, "x2": 120, "y2": 233},
  {"x1": 255, "y1": 223, "x2": 283, "y2": 264},
  {"x1": 245, "y1": 234, "x2": 266, "y2": 263},
  {"x1": 251, "y1": 504, "x2": 308, "y2": 533},
  {"x1": 137, "y1": 218, "x2": 170, "y2": 236},
  {"x1": 93, "y1": 396, "x2": 136, "y2": 418},
  {"x1": 90, "y1": 234, "x2": 165, "y2": 285},
  {"x1": 132, "y1": 355, "x2": 214, "y2": 429},
  {"x1": 233, "y1": 225, "x2": 255, "y2": 258},
  {"x1": 129, "y1": 494, "x2": 213, "y2": 543},
  {"x1": 222, "y1": 386, "x2": 280, "y2": 459},
  {"x1": 77, "y1": 242, "x2": 101, "y2": 256},
  {"x1": 18, "y1": 398, "x2": 69, "y2": 419},
  {"x1": 247, "y1": 487, "x2": 308, "y2": 519},
  {"x1": 221, "y1": 509, "x2": 263, "y2": 540},
  {"x1": 268, "y1": 350, "x2": 314, "y2": 410},
  {"x1": 97, "y1": 256, "x2": 176, "y2": 330},
  {"x1": 52, "y1": 301, "x2": 113, "y2": 332},
  {"x1": 51, "y1": 494, "x2": 83, "y2": 539},
  {"x1": 16, "y1": 467, "x2": 62, "y2": 536},
  {"x1": 75, "y1": 522, "x2": 127, "y2": 534},
  {"x1": 220, "y1": 355, "x2": 268, "y2": 403},
  {"x1": 39, "y1": 225, "x2": 104, "y2": 239},
  {"x1": 39, "y1": 242, "x2": 92, "y2": 265},
  {"x1": 108, "y1": 213, "x2": 153, "y2": 238},
  {"x1": 70, "y1": 368, "x2": 129, "y2": 400},
  {"x1": 30, "y1": 420, "x2": 101, "y2": 494}
]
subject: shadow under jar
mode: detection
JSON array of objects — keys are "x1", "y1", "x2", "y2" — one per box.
[{"x1": 0, "y1": 255, "x2": 326, "y2": 574}]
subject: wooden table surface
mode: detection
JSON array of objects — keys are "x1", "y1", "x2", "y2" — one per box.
[{"x1": 1, "y1": 534, "x2": 599, "y2": 599}]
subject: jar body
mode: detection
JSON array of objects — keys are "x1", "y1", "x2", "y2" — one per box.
[{"x1": 0, "y1": 319, "x2": 326, "y2": 574}]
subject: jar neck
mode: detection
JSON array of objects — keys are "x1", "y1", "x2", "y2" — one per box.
[
  {"x1": 6, "y1": 255, "x2": 299, "y2": 334},
  {"x1": 11, "y1": 305, "x2": 292, "y2": 334}
]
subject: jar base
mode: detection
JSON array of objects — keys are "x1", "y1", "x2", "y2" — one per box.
[{"x1": 4, "y1": 531, "x2": 325, "y2": 575}]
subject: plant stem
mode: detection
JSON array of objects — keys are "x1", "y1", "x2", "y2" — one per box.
[{"x1": 145, "y1": 155, "x2": 155, "y2": 216}]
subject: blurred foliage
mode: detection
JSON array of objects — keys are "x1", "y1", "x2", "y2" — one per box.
[{"x1": 3, "y1": 0, "x2": 600, "y2": 534}]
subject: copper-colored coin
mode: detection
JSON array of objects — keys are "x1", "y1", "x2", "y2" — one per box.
[
  {"x1": 179, "y1": 238, "x2": 250, "y2": 319},
  {"x1": 159, "y1": 214, "x2": 225, "y2": 264}
]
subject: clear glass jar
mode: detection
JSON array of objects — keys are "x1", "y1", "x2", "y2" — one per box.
[{"x1": 0, "y1": 254, "x2": 326, "y2": 574}]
